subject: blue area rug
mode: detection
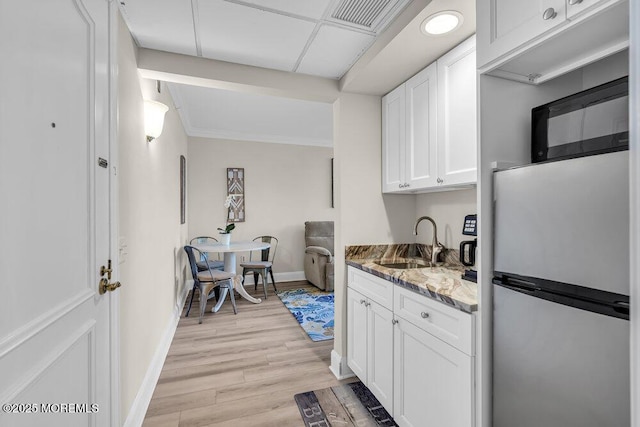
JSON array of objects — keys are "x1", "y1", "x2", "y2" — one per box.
[{"x1": 276, "y1": 288, "x2": 334, "y2": 342}]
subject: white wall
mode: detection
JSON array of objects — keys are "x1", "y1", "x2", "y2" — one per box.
[
  {"x1": 415, "y1": 189, "x2": 477, "y2": 250},
  {"x1": 187, "y1": 137, "x2": 335, "y2": 276},
  {"x1": 332, "y1": 93, "x2": 416, "y2": 367},
  {"x1": 117, "y1": 14, "x2": 189, "y2": 425}
]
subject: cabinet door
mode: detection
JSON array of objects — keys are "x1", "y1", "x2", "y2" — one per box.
[
  {"x1": 405, "y1": 63, "x2": 438, "y2": 189},
  {"x1": 347, "y1": 288, "x2": 368, "y2": 382},
  {"x1": 382, "y1": 85, "x2": 406, "y2": 193},
  {"x1": 393, "y1": 319, "x2": 474, "y2": 427},
  {"x1": 477, "y1": 0, "x2": 565, "y2": 67},
  {"x1": 565, "y1": 0, "x2": 611, "y2": 19},
  {"x1": 367, "y1": 301, "x2": 394, "y2": 413},
  {"x1": 437, "y1": 36, "x2": 478, "y2": 187}
]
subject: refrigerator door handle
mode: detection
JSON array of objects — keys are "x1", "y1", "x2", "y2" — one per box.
[
  {"x1": 613, "y1": 301, "x2": 630, "y2": 317},
  {"x1": 493, "y1": 276, "x2": 542, "y2": 294},
  {"x1": 494, "y1": 272, "x2": 630, "y2": 320}
]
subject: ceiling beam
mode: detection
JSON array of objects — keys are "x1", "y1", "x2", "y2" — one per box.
[
  {"x1": 137, "y1": 48, "x2": 341, "y2": 103},
  {"x1": 339, "y1": 0, "x2": 432, "y2": 93}
]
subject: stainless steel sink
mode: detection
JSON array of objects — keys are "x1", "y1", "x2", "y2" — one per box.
[{"x1": 375, "y1": 261, "x2": 431, "y2": 269}]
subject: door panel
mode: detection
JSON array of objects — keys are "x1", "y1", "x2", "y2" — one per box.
[
  {"x1": 0, "y1": 0, "x2": 113, "y2": 425},
  {"x1": 367, "y1": 301, "x2": 394, "y2": 413},
  {"x1": 478, "y1": 0, "x2": 565, "y2": 67},
  {"x1": 347, "y1": 288, "x2": 368, "y2": 382},
  {"x1": 405, "y1": 63, "x2": 438, "y2": 188},
  {"x1": 394, "y1": 319, "x2": 473, "y2": 427},
  {"x1": 437, "y1": 36, "x2": 477, "y2": 186},
  {"x1": 382, "y1": 85, "x2": 405, "y2": 192}
]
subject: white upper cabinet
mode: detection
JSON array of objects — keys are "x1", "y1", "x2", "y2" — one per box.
[
  {"x1": 566, "y1": 0, "x2": 610, "y2": 19},
  {"x1": 382, "y1": 36, "x2": 476, "y2": 193},
  {"x1": 382, "y1": 64, "x2": 437, "y2": 193},
  {"x1": 405, "y1": 63, "x2": 438, "y2": 190},
  {"x1": 477, "y1": 0, "x2": 565, "y2": 68},
  {"x1": 437, "y1": 36, "x2": 477, "y2": 187},
  {"x1": 382, "y1": 85, "x2": 406, "y2": 192},
  {"x1": 477, "y1": 0, "x2": 628, "y2": 84}
]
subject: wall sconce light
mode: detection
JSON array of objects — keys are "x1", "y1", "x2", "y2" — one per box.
[{"x1": 144, "y1": 100, "x2": 169, "y2": 142}]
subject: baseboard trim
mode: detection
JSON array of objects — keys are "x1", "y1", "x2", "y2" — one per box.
[
  {"x1": 123, "y1": 282, "x2": 190, "y2": 427},
  {"x1": 242, "y1": 270, "x2": 306, "y2": 286},
  {"x1": 329, "y1": 349, "x2": 355, "y2": 380}
]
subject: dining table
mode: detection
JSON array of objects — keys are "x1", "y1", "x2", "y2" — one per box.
[{"x1": 192, "y1": 240, "x2": 270, "y2": 312}]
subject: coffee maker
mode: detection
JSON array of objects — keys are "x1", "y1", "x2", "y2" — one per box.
[{"x1": 460, "y1": 214, "x2": 477, "y2": 282}]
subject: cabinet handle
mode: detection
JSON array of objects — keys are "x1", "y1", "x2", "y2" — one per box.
[
  {"x1": 360, "y1": 299, "x2": 366, "y2": 305},
  {"x1": 568, "y1": 0, "x2": 583, "y2": 4},
  {"x1": 542, "y1": 7, "x2": 557, "y2": 20},
  {"x1": 420, "y1": 312, "x2": 430, "y2": 319},
  {"x1": 365, "y1": 302, "x2": 371, "y2": 307},
  {"x1": 392, "y1": 319, "x2": 399, "y2": 325}
]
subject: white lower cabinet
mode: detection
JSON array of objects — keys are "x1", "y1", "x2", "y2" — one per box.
[
  {"x1": 393, "y1": 317, "x2": 474, "y2": 427},
  {"x1": 347, "y1": 287, "x2": 369, "y2": 381},
  {"x1": 347, "y1": 286, "x2": 394, "y2": 413},
  {"x1": 347, "y1": 266, "x2": 475, "y2": 426}
]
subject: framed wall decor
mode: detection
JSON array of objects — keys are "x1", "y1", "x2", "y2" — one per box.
[
  {"x1": 226, "y1": 167, "x2": 245, "y2": 222},
  {"x1": 180, "y1": 155, "x2": 186, "y2": 224}
]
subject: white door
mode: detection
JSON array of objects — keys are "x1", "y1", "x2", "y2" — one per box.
[
  {"x1": 0, "y1": 0, "x2": 115, "y2": 426},
  {"x1": 405, "y1": 63, "x2": 438, "y2": 190},
  {"x1": 437, "y1": 36, "x2": 477, "y2": 187},
  {"x1": 393, "y1": 319, "x2": 474, "y2": 427},
  {"x1": 566, "y1": 0, "x2": 609, "y2": 20},
  {"x1": 477, "y1": 0, "x2": 565, "y2": 67},
  {"x1": 382, "y1": 85, "x2": 406, "y2": 193},
  {"x1": 346, "y1": 288, "x2": 368, "y2": 382},
  {"x1": 367, "y1": 301, "x2": 394, "y2": 414}
]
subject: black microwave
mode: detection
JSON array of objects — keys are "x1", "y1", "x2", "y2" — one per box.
[{"x1": 531, "y1": 76, "x2": 629, "y2": 163}]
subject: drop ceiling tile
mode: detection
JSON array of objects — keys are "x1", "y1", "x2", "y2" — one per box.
[
  {"x1": 233, "y1": 0, "x2": 332, "y2": 20},
  {"x1": 197, "y1": 1, "x2": 316, "y2": 71},
  {"x1": 297, "y1": 24, "x2": 375, "y2": 79},
  {"x1": 120, "y1": 0, "x2": 197, "y2": 56},
  {"x1": 169, "y1": 83, "x2": 332, "y2": 146}
]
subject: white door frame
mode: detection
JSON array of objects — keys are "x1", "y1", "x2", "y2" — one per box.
[
  {"x1": 108, "y1": 0, "x2": 121, "y2": 425},
  {"x1": 629, "y1": 0, "x2": 639, "y2": 424}
]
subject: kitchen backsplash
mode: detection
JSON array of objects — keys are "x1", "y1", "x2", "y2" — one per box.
[{"x1": 345, "y1": 243, "x2": 464, "y2": 268}]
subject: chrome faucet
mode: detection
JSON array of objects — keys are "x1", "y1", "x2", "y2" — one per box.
[{"x1": 414, "y1": 216, "x2": 445, "y2": 265}]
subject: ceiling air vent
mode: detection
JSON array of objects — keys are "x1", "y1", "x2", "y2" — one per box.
[{"x1": 329, "y1": 0, "x2": 410, "y2": 33}]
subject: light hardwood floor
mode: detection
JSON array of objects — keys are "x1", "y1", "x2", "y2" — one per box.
[{"x1": 143, "y1": 280, "x2": 351, "y2": 427}]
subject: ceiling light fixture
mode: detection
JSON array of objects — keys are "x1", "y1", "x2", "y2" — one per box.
[
  {"x1": 144, "y1": 100, "x2": 169, "y2": 142},
  {"x1": 421, "y1": 11, "x2": 463, "y2": 36}
]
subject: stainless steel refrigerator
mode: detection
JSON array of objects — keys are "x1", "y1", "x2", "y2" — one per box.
[{"x1": 492, "y1": 150, "x2": 630, "y2": 427}]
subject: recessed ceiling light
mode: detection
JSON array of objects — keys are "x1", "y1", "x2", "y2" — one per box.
[{"x1": 421, "y1": 11, "x2": 464, "y2": 36}]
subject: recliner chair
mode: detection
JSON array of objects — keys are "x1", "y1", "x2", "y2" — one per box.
[{"x1": 304, "y1": 221, "x2": 334, "y2": 291}]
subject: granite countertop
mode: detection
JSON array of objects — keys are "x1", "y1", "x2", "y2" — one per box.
[{"x1": 346, "y1": 257, "x2": 478, "y2": 313}]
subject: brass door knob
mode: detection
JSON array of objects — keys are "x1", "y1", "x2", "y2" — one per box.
[
  {"x1": 99, "y1": 278, "x2": 121, "y2": 295},
  {"x1": 99, "y1": 260, "x2": 121, "y2": 294}
]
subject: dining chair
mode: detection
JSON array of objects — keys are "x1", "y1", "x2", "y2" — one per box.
[
  {"x1": 240, "y1": 236, "x2": 278, "y2": 299},
  {"x1": 184, "y1": 245, "x2": 237, "y2": 323},
  {"x1": 189, "y1": 236, "x2": 225, "y2": 271}
]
